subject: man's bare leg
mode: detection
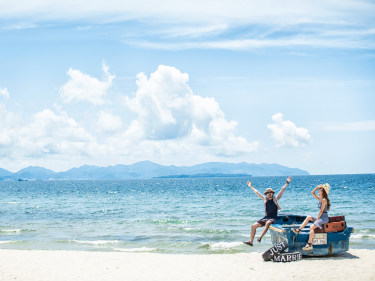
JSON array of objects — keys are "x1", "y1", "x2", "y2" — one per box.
[
  {"x1": 250, "y1": 222, "x2": 262, "y2": 244},
  {"x1": 258, "y1": 220, "x2": 272, "y2": 242}
]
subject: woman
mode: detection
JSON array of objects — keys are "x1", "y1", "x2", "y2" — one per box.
[{"x1": 291, "y1": 183, "x2": 331, "y2": 251}]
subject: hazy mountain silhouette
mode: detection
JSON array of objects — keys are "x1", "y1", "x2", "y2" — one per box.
[
  {"x1": 0, "y1": 167, "x2": 13, "y2": 178},
  {"x1": 0, "y1": 161, "x2": 309, "y2": 180}
]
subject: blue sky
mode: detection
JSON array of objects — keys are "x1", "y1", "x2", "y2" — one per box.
[{"x1": 0, "y1": 0, "x2": 374, "y2": 174}]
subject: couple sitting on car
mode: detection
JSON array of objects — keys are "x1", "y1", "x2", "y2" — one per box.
[{"x1": 243, "y1": 177, "x2": 331, "y2": 251}]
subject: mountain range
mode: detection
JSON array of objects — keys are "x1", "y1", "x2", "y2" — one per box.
[{"x1": 0, "y1": 161, "x2": 309, "y2": 181}]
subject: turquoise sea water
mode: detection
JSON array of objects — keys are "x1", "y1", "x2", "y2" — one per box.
[{"x1": 0, "y1": 174, "x2": 374, "y2": 254}]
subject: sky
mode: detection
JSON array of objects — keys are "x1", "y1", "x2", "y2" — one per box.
[{"x1": 0, "y1": 0, "x2": 374, "y2": 175}]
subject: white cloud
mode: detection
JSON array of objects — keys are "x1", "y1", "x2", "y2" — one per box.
[
  {"x1": 0, "y1": 88, "x2": 9, "y2": 99},
  {"x1": 2, "y1": 22, "x2": 37, "y2": 30},
  {"x1": 267, "y1": 113, "x2": 312, "y2": 148},
  {"x1": 18, "y1": 109, "x2": 97, "y2": 158},
  {"x1": 159, "y1": 24, "x2": 229, "y2": 39},
  {"x1": 59, "y1": 61, "x2": 115, "y2": 105},
  {"x1": 96, "y1": 110, "x2": 123, "y2": 133},
  {"x1": 0, "y1": 0, "x2": 373, "y2": 26},
  {"x1": 0, "y1": 102, "x2": 105, "y2": 160},
  {"x1": 0, "y1": 104, "x2": 19, "y2": 150},
  {"x1": 318, "y1": 120, "x2": 375, "y2": 131},
  {"x1": 0, "y1": 1, "x2": 374, "y2": 50},
  {"x1": 126, "y1": 35, "x2": 375, "y2": 50},
  {"x1": 289, "y1": 52, "x2": 311, "y2": 57},
  {"x1": 20, "y1": 109, "x2": 94, "y2": 142},
  {"x1": 122, "y1": 65, "x2": 259, "y2": 156},
  {"x1": 0, "y1": 64, "x2": 260, "y2": 168}
]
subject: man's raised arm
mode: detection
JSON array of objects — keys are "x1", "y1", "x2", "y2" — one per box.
[
  {"x1": 247, "y1": 181, "x2": 266, "y2": 201},
  {"x1": 275, "y1": 176, "x2": 292, "y2": 200}
]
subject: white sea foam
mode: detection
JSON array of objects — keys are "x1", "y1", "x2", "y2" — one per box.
[
  {"x1": 112, "y1": 247, "x2": 157, "y2": 252},
  {"x1": 210, "y1": 242, "x2": 243, "y2": 250},
  {"x1": 183, "y1": 227, "x2": 230, "y2": 233},
  {"x1": 170, "y1": 241, "x2": 192, "y2": 247},
  {"x1": 241, "y1": 233, "x2": 271, "y2": 238},
  {"x1": 350, "y1": 234, "x2": 375, "y2": 239},
  {"x1": 0, "y1": 240, "x2": 18, "y2": 244},
  {"x1": 0, "y1": 229, "x2": 21, "y2": 234},
  {"x1": 3, "y1": 202, "x2": 21, "y2": 204},
  {"x1": 72, "y1": 240, "x2": 120, "y2": 245},
  {"x1": 153, "y1": 219, "x2": 201, "y2": 224}
]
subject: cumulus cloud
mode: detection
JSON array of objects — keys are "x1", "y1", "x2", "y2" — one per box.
[
  {"x1": 0, "y1": 103, "x2": 105, "y2": 160},
  {"x1": 96, "y1": 110, "x2": 123, "y2": 133},
  {"x1": 0, "y1": 64, "x2": 260, "y2": 168},
  {"x1": 267, "y1": 113, "x2": 312, "y2": 148},
  {"x1": 123, "y1": 65, "x2": 259, "y2": 156},
  {"x1": 59, "y1": 61, "x2": 115, "y2": 105},
  {"x1": 0, "y1": 87, "x2": 9, "y2": 99},
  {"x1": 0, "y1": 104, "x2": 19, "y2": 150},
  {"x1": 20, "y1": 109, "x2": 94, "y2": 143},
  {"x1": 18, "y1": 109, "x2": 98, "y2": 158}
]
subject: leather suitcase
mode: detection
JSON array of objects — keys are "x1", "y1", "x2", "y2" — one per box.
[
  {"x1": 329, "y1": 216, "x2": 345, "y2": 223},
  {"x1": 323, "y1": 221, "x2": 346, "y2": 233},
  {"x1": 314, "y1": 221, "x2": 347, "y2": 233}
]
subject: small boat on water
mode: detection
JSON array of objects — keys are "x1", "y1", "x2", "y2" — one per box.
[{"x1": 269, "y1": 214, "x2": 354, "y2": 256}]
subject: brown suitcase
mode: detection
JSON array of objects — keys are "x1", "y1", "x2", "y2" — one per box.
[
  {"x1": 323, "y1": 221, "x2": 346, "y2": 232},
  {"x1": 314, "y1": 221, "x2": 347, "y2": 233},
  {"x1": 329, "y1": 216, "x2": 345, "y2": 223}
]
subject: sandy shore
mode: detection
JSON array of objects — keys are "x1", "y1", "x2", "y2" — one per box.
[{"x1": 0, "y1": 249, "x2": 374, "y2": 281}]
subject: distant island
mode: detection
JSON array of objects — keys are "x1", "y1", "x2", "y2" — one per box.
[
  {"x1": 154, "y1": 173, "x2": 252, "y2": 178},
  {"x1": 0, "y1": 161, "x2": 309, "y2": 181}
]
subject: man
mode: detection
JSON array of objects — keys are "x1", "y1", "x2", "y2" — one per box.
[{"x1": 243, "y1": 176, "x2": 292, "y2": 246}]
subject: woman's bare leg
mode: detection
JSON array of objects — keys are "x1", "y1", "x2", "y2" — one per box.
[
  {"x1": 308, "y1": 224, "x2": 318, "y2": 243},
  {"x1": 298, "y1": 216, "x2": 313, "y2": 230},
  {"x1": 250, "y1": 223, "x2": 262, "y2": 244}
]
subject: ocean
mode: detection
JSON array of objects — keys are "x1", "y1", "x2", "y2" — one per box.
[{"x1": 0, "y1": 174, "x2": 374, "y2": 254}]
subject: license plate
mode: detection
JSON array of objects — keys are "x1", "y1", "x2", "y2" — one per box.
[{"x1": 313, "y1": 233, "x2": 327, "y2": 245}]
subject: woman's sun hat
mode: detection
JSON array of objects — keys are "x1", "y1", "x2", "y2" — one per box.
[
  {"x1": 264, "y1": 188, "x2": 275, "y2": 194},
  {"x1": 322, "y1": 183, "x2": 331, "y2": 195}
]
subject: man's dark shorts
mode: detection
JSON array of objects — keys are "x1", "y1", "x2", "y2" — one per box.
[{"x1": 257, "y1": 217, "x2": 276, "y2": 227}]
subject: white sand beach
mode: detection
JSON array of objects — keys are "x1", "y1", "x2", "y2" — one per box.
[{"x1": 0, "y1": 249, "x2": 374, "y2": 281}]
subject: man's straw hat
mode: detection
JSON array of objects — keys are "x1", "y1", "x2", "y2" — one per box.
[{"x1": 264, "y1": 188, "x2": 275, "y2": 194}]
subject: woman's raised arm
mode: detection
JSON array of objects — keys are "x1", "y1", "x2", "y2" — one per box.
[{"x1": 311, "y1": 185, "x2": 321, "y2": 200}]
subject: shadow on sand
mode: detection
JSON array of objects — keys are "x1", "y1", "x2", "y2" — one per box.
[{"x1": 302, "y1": 251, "x2": 359, "y2": 260}]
